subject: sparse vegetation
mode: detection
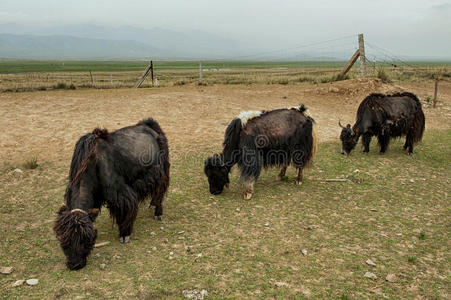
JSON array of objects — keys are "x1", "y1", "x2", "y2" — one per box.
[
  {"x1": 22, "y1": 156, "x2": 39, "y2": 169},
  {"x1": 377, "y1": 68, "x2": 392, "y2": 83}
]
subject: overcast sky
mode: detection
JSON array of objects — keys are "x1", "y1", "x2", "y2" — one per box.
[{"x1": 1, "y1": 0, "x2": 450, "y2": 58}]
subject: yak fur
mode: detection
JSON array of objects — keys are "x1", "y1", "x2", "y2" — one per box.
[{"x1": 54, "y1": 118, "x2": 170, "y2": 270}]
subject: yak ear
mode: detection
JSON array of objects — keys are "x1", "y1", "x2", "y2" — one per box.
[
  {"x1": 88, "y1": 208, "x2": 100, "y2": 222},
  {"x1": 57, "y1": 205, "x2": 69, "y2": 215}
]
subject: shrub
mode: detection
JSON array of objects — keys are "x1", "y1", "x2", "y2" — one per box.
[
  {"x1": 54, "y1": 82, "x2": 67, "y2": 89},
  {"x1": 377, "y1": 68, "x2": 392, "y2": 83}
]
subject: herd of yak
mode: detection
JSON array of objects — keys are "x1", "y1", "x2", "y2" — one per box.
[{"x1": 54, "y1": 91, "x2": 425, "y2": 270}]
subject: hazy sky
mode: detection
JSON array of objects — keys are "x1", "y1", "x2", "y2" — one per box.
[{"x1": 1, "y1": 0, "x2": 450, "y2": 58}]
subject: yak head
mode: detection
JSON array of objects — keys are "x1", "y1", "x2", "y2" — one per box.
[
  {"x1": 204, "y1": 154, "x2": 230, "y2": 195},
  {"x1": 339, "y1": 120, "x2": 358, "y2": 155},
  {"x1": 54, "y1": 205, "x2": 99, "y2": 270}
]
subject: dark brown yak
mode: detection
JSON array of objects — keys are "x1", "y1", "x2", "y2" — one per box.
[
  {"x1": 204, "y1": 105, "x2": 317, "y2": 200},
  {"x1": 340, "y1": 92, "x2": 425, "y2": 155},
  {"x1": 54, "y1": 118, "x2": 170, "y2": 270}
]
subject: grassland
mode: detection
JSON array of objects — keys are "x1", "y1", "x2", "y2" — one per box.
[
  {"x1": 0, "y1": 131, "x2": 450, "y2": 299},
  {"x1": 0, "y1": 60, "x2": 449, "y2": 93}
]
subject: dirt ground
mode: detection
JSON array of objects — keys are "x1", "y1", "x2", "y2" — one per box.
[{"x1": 0, "y1": 78, "x2": 450, "y2": 163}]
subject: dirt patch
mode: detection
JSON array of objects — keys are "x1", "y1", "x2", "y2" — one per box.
[{"x1": 0, "y1": 78, "x2": 449, "y2": 163}]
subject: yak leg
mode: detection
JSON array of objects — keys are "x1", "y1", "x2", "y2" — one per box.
[
  {"x1": 405, "y1": 131, "x2": 414, "y2": 155},
  {"x1": 277, "y1": 165, "x2": 288, "y2": 180},
  {"x1": 378, "y1": 134, "x2": 390, "y2": 154},
  {"x1": 243, "y1": 178, "x2": 255, "y2": 200},
  {"x1": 116, "y1": 206, "x2": 138, "y2": 244},
  {"x1": 296, "y1": 168, "x2": 304, "y2": 185},
  {"x1": 362, "y1": 133, "x2": 372, "y2": 153},
  {"x1": 111, "y1": 192, "x2": 138, "y2": 244}
]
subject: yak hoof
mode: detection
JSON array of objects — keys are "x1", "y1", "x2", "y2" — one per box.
[
  {"x1": 407, "y1": 152, "x2": 413, "y2": 156},
  {"x1": 295, "y1": 180, "x2": 303, "y2": 186},
  {"x1": 154, "y1": 215, "x2": 162, "y2": 221},
  {"x1": 120, "y1": 236, "x2": 130, "y2": 244},
  {"x1": 244, "y1": 192, "x2": 253, "y2": 200}
]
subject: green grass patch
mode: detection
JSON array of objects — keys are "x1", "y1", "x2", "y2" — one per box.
[{"x1": 0, "y1": 130, "x2": 449, "y2": 298}]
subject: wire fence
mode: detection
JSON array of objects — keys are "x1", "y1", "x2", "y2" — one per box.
[{"x1": 0, "y1": 34, "x2": 449, "y2": 92}]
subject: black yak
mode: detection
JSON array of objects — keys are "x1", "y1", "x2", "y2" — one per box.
[
  {"x1": 339, "y1": 92, "x2": 425, "y2": 155},
  {"x1": 54, "y1": 118, "x2": 170, "y2": 270},
  {"x1": 204, "y1": 105, "x2": 316, "y2": 200}
]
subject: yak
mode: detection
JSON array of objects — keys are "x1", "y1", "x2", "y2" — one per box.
[
  {"x1": 204, "y1": 105, "x2": 316, "y2": 200},
  {"x1": 339, "y1": 92, "x2": 425, "y2": 155},
  {"x1": 54, "y1": 118, "x2": 170, "y2": 270}
]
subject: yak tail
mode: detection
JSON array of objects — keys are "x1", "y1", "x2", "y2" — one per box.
[
  {"x1": 304, "y1": 120, "x2": 317, "y2": 169},
  {"x1": 395, "y1": 92, "x2": 425, "y2": 143},
  {"x1": 412, "y1": 107, "x2": 425, "y2": 143},
  {"x1": 69, "y1": 128, "x2": 108, "y2": 188},
  {"x1": 138, "y1": 118, "x2": 170, "y2": 203}
]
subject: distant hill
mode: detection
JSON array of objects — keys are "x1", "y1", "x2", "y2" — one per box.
[
  {"x1": 0, "y1": 33, "x2": 164, "y2": 59},
  {"x1": 0, "y1": 23, "x2": 254, "y2": 59}
]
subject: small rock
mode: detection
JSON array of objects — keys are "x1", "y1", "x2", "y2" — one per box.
[
  {"x1": 152, "y1": 246, "x2": 157, "y2": 251},
  {"x1": 178, "y1": 231, "x2": 185, "y2": 235},
  {"x1": 170, "y1": 251, "x2": 174, "y2": 256},
  {"x1": 386, "y1": 274, "x2": 397, "y2": 283},
  {"x1": 264, "y1": 223, "x2": 269, "y2": 227},
  {"x1": 366, "y1": 259, "x2": 376, "y2": 267},
  {"x1": 197, "y1": 253, "x2": 202, "y2": 258},
  {"x1": 364, "y1": 272, "x2": 377, "y2": 280},
  {"x1": 305, "y1": 225, "x2": 317, "y2": 230},
  {"x1": 182, "y1": 289, "x2": 208, "y2": 300},
  {"x1": 236, "y1": 208, "x2": 241, "y2": 212},
  {"x1": 209, "y1": 196, "x2": 214, "y2": 200},
  {"x1": 396, "y1": 233, "x2": 403, "y2": 237},
  {"x1": 26, "y1": 279, "x2": 39, "y2": 286},
  {"x1": 178, "y1": 237, "x2": 185, "y2": 240},
  {"x1": 13, "y1": 168, "x2": 23, "y2": 174},
  {"x1": 99, "y1": 263, "x2": 106, "y2": 270},
  {"x1": 353, "y1": 169, "x2": 360, "y2": 173},
  {"x1": 301, "y1": 249, "x2": 308, "y2": 256},
  {"x1": 275, "y1": 281, "x2": 289, "y2": 287},
  {"x1": 370, "y1": 208, "x2": 377, "y2": 212},
  {"x1": 409, "y1": 179, "x2": 415, "y2": 183},
  {"x1": 12, "y1": 280, "x2": 25, "y2": 287},
  {"x1": 0, "y1": 267, "x2": 13, "y2": 274}
]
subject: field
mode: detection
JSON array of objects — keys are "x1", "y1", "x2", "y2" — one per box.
[{"x1": 0, "y1": 63, "x2": 450, "y2": 299}]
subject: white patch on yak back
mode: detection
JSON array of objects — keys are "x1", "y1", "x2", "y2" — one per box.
[
  {"x1": 237, "y1": 110, "x2": 262, "y2": 126},
  {"x1": 288, "y1": 106, "x2": 314, "y2": 119}
]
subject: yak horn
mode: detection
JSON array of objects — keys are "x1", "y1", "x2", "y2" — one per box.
[{"x1": 338, "y1": 119, "x2": 345, "y2": 128}]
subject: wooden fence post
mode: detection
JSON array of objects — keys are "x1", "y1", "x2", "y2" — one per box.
[
  {"x1": 358, "y1": 33, "x2": 366, "y2": 78},
  {"x1": 199, "y1": 61, "x2": 203, "y2": 82},
  {"x1": 89, "y1": 70, "x2": 94, "y2": 86},
  {"x1": 150, "y1": 61, "x2": 154, "y2": 85},
  {"x1": 433, "y1": 77, "x2": 438, "y2": 108},
  {"x1": 135, "y1": 61, "x2": 153, "y2": 88}
]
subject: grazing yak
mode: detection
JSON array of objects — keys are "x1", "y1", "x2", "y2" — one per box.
[
  {"x1": 54, "y1": 118, "x2": 170, "y2": 270},
  {"x1": 204, "y1": 105, "x2": 316, "y2": 200},
  {"x1": 339, "y1": 92, "x2": 425, "y2": 155}
]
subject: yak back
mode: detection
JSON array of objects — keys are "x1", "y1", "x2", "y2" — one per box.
[
  {"x1": 242, "y1": 105, "x2": 314, "y2": 139},
  {"x1": 354, "y1": 92, "x2": 422, "y2": 134}
]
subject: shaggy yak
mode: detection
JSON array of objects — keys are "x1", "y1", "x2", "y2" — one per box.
[
  {"x1": 340, "y1": 92, "x2": 425, "y2": 155},
  {"x1": 204, "y1": 105, "x2": 316, "y2": 200},
  {"x1": 54, "y1": 118, "x2": 169, "y2": 270}
]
